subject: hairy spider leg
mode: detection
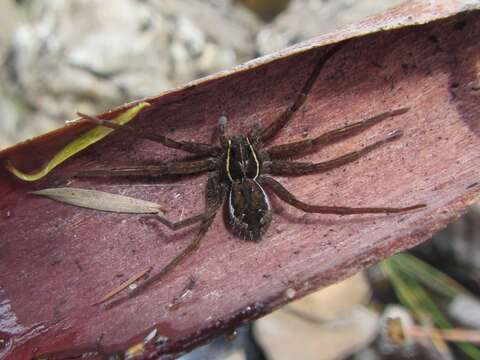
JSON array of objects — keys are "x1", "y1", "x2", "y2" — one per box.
[
  {"x1": 88, "y1": 120, "x2": 229, "y2": 304},
  {"x1": 108, "y1": 173, "x2": 227, "y2": 305},
  {"x1": 265, "y1": 129, "x2": 404, "y2": 175},
  {"x1": 218, "y1": 115, "x2": 228, "y2": 146},
  {"x1": 260, "y1": 41, "x2": 347, "y2": 143},
  {"x1": 155, "y1": 212, "x2": 210, "y2": 231},
  {"x1": 267, "y1": 107, "x2": 410, "y2": 159},
  {"x1": 259, "y1": 176, "x2": 425, "y2": 214},
  {"x1": 75, "y1": 158, "x2": 216, "y2": 178},
  {"x1": 75, "y1": 110, "x2": 235, "y2": 178},
  {"x1": 77, "y1": 112, "x2": 220, "y2": 156}
]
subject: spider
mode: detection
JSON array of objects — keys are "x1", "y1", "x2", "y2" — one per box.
[{"x1": 76, "y1": 41, "x2": 425, "y2": 300}]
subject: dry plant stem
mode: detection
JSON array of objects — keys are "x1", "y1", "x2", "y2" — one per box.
[{"x1": 407, "y1": 326, "x2": 480, "y2": 344}]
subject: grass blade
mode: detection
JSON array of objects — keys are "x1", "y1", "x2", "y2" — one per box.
[
  {"x1": 6, "y1": 102, "x2": 150, "y2": 181},
  {"x1": 31, "y1": 187, "x2": 165, "y2": 214}
]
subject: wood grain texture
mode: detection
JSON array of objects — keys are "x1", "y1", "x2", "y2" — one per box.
[{"x1": 1, "y1": 1, "x2": 480, "y2": 358}]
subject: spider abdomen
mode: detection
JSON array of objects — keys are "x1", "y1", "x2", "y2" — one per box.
[{"x1": 227, "y1": 178, "x2": 272, "y2": 242}]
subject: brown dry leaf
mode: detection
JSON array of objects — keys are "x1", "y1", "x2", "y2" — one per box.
[{"x1": 31, "y1": 188, "x2": 165, "y2": 215}]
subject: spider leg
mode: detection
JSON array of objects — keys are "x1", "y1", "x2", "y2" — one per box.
[
  {"x1": 77, "y1": 112, "x2": 220, "y2": 156},
  {"x1": 218, "y1": 116, "x2": 228, "y2": 146},
  {"x1": 265, "y1": 129, "x2": 403, "y2": 176},
  {"x1": 155, "y1": 212, "x2": 209, "y2": 231},
  {"x1": 267, "y1": 108, "x2": 409, "y2": 159},
  {"x1": 148, "y1": 205, "x2": 221, "y2": 231},
  {"x1": 75, "y1": 158, "x2": 216, "y2": 178},
  {"x1": 127, "y1": 213, "x2": 216, "y2": 300},
  {"x1": 123, "y1": 173, "x2": 226, "y2": 301},
  {"x1": 259, "y1": 176, "x2": 425, "y2": 214},
  {"x1": 259, "y1": 41, "x2": 347, "y2": 143}
]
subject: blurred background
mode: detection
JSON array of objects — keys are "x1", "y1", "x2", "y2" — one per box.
[{"x1": 1, "y1": 1, "x2": 480, "y2": 359}]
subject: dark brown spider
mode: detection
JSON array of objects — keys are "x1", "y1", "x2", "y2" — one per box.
[{"x1": 77, "y1": 41, "x2": 425, "y2": 300}]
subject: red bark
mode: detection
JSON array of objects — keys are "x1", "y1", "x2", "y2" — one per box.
[{"x1": 1, "y1": 1, "x2": 479, "y2": 358}]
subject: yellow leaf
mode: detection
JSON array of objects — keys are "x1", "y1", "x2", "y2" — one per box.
[{"x1": 6, "y1": 102, "x2": 150, "y2": 181}]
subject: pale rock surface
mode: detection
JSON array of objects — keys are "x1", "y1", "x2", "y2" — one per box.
[
  {"x1": 0, "y1": 0, "x2": 408, "y2": 149},
  {"x1": 0, "y1": 0, "x2": 260, "y2": 149},
  {"x1": 253, "y1": 272, "x2": 379, "y2": 360},
  {"x1": 256, "y1": 0, "x2": 407, "y2": 55}
]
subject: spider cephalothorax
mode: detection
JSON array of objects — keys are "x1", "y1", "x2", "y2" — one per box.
[
  {"x1": 77, "y1": 40, "x2": 425, "y2": 300},
  {"x1": 224, "y1": 135, "x2": 272, "y2": 241}
]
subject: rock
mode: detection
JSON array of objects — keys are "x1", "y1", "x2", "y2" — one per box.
[
  {"x1": 0, "y1": 0, "x2": 18, "y2": 63},
  {"x1": 2, "y1": 0, "x2": 261, "y2": 148},
  {"x1": 253, "y1": 273, "x2": 378, "y2": 360},
  {"x1": 448, "y1": 294, "x2": 480, "y2": 329},
  {"x1": 378, "y1": 305, "x2": 455, "y2": 360},
  {"x1": 179, "y1": 326, "x2": 249, "y2": 360},
  {"x1": 256, "y1": 0, "x2": 407, "y2": 55},
  {"x1": 377, "y1": 305, "x2": 417, "y2": 357},
  {"x1": 1, "y1": 0, "x2": 410, "y2": 149}
]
